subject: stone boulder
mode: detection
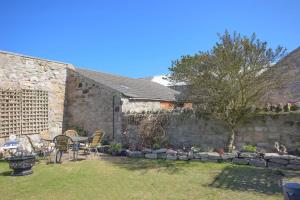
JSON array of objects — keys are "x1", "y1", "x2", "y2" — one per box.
[
  {"x1": 249, "y1": 159, "x2": 266, "y2": 168},
  {"x1": 187, "y1": 151, "x2": 194, "y2": 159},
  {"x1": 221, "y1": 153, "x2": 237, "y2": 161},
  {"x1": 269, "y1": 158, "x2": 289, "y2": 165},
  {"x1": 142, "y1": 148, "x2": 152, "y2": 154},
  {"x1": 157, "y1": 153, "x2": 167, "y2": 159},
  {"x1": 178, "y1": 155, "x2": 188, "y2": 161},
  {"x1": 126, "y1": 150, "x2": 143, "y2": 158},
  {"x1": 239, "y1": 152, "x2": 257, "y2": 159},
  {"x1": 166, "y1": 154, "x2": 177, "y2": 160},
  {"x1": 152, "y1": 148, "x2": 167, "y2": 154},
  {"x1": 264, "y1": 153, "x2": 281, "y2": 160},
  {"x1": 166, "y1": 149, "x2": 177, "y2": 156},
  {"x1": 289, "y1": 159, "x2": 300, "y2": 165},
  {"x1": 233, "y1": 158, "x2": 249, "y2": 165},
  {"x1": 286, "y1": 164, "x2": 300, "y2": 170},
  {"x1": 268, "y1": 162, "x2": 285, "y2": 169},
  {"x1": 194, "y1": 152, "x2": 209, "y2": 159},
  {"x1": 145, "y1": 153, "x2": 157, "y2": 159}
]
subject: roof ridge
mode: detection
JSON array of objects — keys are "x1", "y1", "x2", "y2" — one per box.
[{"x1": 0, "y1": 50, "x2": 73, "y2": 65}]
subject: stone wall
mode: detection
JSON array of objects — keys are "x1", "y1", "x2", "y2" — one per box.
[
  {"x1": 65, "y1": 69, "x2": 123, "y2": 140},
  {"x1": 121, "y1": 98, "x2": 161, "y2": 113},
  {"x1": 0, "y1": 51, "x2": 73, "y2": 138},
  {"x1": 122, "y1": 111, "x2": 300, "y2": 152}
]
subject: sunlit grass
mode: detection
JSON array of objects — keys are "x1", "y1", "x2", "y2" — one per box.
[{"x1": 0, "y1": 157, "x2": 292, "y2": 200}]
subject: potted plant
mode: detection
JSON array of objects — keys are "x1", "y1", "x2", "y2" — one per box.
[{"x1": 110, "y1": 142, "x2": 122, "y2": 156}]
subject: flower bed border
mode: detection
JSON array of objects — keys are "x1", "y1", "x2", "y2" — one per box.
[{"x1": 126, "y1": 149, "x2": 300, "y2": 170}]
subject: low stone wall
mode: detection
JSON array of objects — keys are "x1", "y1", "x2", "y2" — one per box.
[
  {"x1": 126, "y1": 149, "x2": 300, "y2": 170},
  {"x1": 122, "y1": 111, "x2": 300, "y2": 152}
]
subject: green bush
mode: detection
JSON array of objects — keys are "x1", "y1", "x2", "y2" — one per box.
[
  {"x1": 110, "y1": 142, "x2": 122, "y2": 153},
  {"x1": 152, "y1": 143, "x2": 161, "y2": 150},
  {"x1": 242, "y1": 145, "x2": 257, "y2": 153},
  {"x1": 290, "y1": 105, "x2": 298, "y2": 111}
]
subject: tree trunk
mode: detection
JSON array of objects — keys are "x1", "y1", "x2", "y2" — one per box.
[{"x1": 226, "y1": 128, "x2": 235, "y2": 153}]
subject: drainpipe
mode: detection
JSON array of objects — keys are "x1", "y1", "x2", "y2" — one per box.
[{"x1": 112, "y1": 95, "x2": 115, "y2": 140}]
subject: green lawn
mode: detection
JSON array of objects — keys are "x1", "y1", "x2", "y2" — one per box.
[{"x1": 0, "y1": 157, "x2": 297, "y2": 200}]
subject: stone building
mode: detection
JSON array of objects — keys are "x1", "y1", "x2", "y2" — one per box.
[{"x1": 0, "y1": 50, "x2": 180, "y2": 141}]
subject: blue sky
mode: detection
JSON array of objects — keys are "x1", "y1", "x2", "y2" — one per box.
[{"x1": 1, "y1": 0, "x2": 300, "y2": 78}]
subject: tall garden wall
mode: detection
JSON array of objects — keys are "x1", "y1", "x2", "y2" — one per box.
[{"x1": 122, "y1": 111, "x2": 300, "y2": 152}]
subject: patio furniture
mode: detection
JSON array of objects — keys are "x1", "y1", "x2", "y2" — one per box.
[
  {"x1": 53, "y1": 135, "x2": 73, "y2": 163},
  {"x1": 39, "y1": 130, "x2": 55, "y2": 162},
  {"x1": 81, "y1": 130, "x2": 105, "y2": 157},
  {"x1": 64, "y1": 130, "x2": 78, "y2": 137},
  {"x1": 69, "y1": 136, "x2": 89, "y2": 160}
]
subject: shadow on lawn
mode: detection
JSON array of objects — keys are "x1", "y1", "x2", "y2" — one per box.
[
  {"x1": 102, "y1": 156, "x2": 188, "y2": 174},
  {"x1": 209, "y1": 165, "x2": 284, "y2": 194}
]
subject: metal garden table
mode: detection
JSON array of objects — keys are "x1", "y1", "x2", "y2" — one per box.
[{"x1": 70, "y1": 136, "x2": 88, "y2": 160}]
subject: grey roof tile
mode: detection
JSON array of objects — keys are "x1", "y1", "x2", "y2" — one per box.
[{"x1": 76, "y1": 68, "x2": 179, "y2": 101}]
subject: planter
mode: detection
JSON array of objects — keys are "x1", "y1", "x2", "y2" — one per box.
[
  {"x1": 119, "y1": 150, "x2": 127, "y2": 157},
  {"x1": 111, "y1": 151, "x2": 119, "y2": 156},
  {"x1": 6, "y1": 155, "x2": 36, "y2": 176}
]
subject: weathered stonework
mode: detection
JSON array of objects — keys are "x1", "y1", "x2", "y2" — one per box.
[
  {"x1": 122, "y1": 112, "x2": 300, "y2": 152},
  {"x1": 121, "y1": 98, "x2": 161, "y2": 113},
  {"x1": 0, "y1": 51, "x2": 74, "y2": 140},
  {"x1": 65, "y1": 69, "x2": 122, "y2": 140}
]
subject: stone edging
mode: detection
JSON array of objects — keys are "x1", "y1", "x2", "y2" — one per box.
[{"x1": 126, "y1": 149, "x2": 300, "y2": 170}]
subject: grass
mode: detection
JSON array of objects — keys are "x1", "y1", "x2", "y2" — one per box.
[{"x1": 0, "y1": 157, "x2": 298, "y2": 200}]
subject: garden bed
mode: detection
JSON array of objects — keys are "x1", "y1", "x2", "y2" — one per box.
[{"x1": 126, "y1": 149, "x2": 300, "y2": 170}]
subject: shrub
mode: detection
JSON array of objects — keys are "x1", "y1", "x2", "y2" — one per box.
[
  {"x1": 138, "y1": 116, "x2": 167, "y2": 148},
  {"x1": 152, "y1": 143, "x2": 161, "y2": 150},
  {"x1": 110, "y1": 142, "x2": 122, "y2": 153},
  {"x1": 242, "y1": 145, "x2": 257, "y2": 153},
  {"x1": 290, "y1": 105, "x2": 298, "y2": 111}
]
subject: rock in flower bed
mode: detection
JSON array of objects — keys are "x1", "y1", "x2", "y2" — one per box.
[
  {"x1": 264, "y1": 153, "x2": 300, "y2": 169},
  {"x1": 124, "y1": 148, "x2": 300, "y2": 170}
]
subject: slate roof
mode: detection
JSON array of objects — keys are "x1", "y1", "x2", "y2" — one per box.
[
  {"x1": 265, "y1": 46, "x2": 300, "y2": 103},
  {"x1": 76, "y1": 68, "x2": 179, "y2": 101}
]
